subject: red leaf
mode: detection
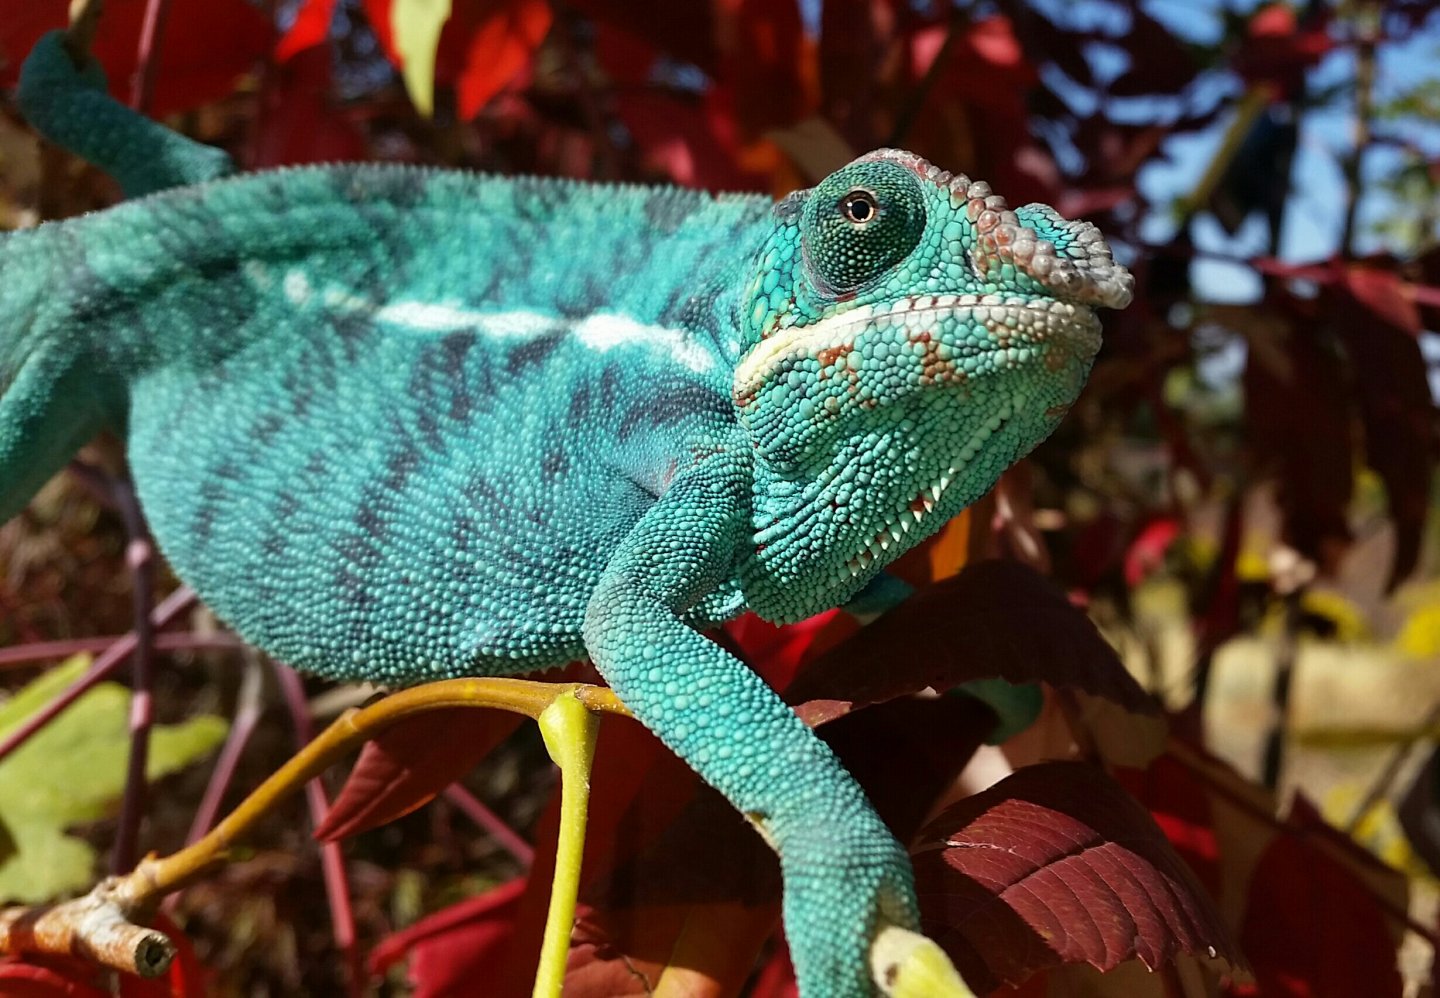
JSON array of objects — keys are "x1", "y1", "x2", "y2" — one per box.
[
  {"x1": 912, "y1": 761, "x2": 1240, "y2": 993},
  {"x1": 569, "y1": 0, "x2": 719, "y2": 75},
  {"x1": 0, "y1": 0, "x2": 270, "y2": 117},
  {"x1": 1346, "y1": 262, "x2": 1423, "y2": 334},
  {"x1": 452, "y1": 0, "x2": 552, "y2": 120},
  {"x1": 0, "y1": 961, "x2": 106, "y2": 998},
  {"x1": 1124, "y1": 517, "x2": 1181, "y2": 588},
  {"x1": 1329, "y1": 284, "x2": 1434, "y2": 586},
  {"x1": 276, "y1": 0, "x2": 338, "y2": 62},
  {"x1": 784, "y1": 560, "x2": 1155, "y2": 726},
  {"x1": 1239, "y1": 797, "x2": 1405, "y2": 998},
  {"x1": 316, "y1": 708, "x2": 523, "y2": 841},
  {"x1": 362, "y1": 0, "x2": 552, "y2": 119},
  {"x1": 250, "y1": 48, "x2": 370, "y2": 167},
  {"x1": 368, "y1": 877, "x2": 525, "y2": 993},
  {"x1": 1242, "y1": 299, "x2": 1353, "y2": 574}
]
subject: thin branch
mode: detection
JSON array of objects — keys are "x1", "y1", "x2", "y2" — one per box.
[
  {"x1": 184, "y1": 655, "x2": 266, "y2": 846},
  {"x1": 0, "y1": 679, "x2": 627, "y2": 974},
  {"x1": 0, "y1": 632, "x2": 243, "y2": 671},
  {"x1": 886, "y1": 8, "x2": 964, "y2": 149},
  {"x1": 1339, "y1": 2, "x2": 1380, "y2": 258},
  {"x1": 276, "y1": 662, "x2": 362, "y2": 998},
  {"x1": 0, "y1": 587, "x2": 197, "y2": 765},
  {"x1": 112, "y1": 476, "x2": 157, "y2": 874},
  {"x1": 129, "y1": 0, "x2": 172, "y2": 112},
  {"x1": 443, "y1": 784, "x2": 535, "y2": 867}
]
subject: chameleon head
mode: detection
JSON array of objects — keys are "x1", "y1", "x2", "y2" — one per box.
[{"x1": 734, "y1": 149, "x2": 1133, "y2": 621}]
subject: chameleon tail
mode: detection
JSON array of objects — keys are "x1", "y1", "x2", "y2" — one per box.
[
  {"x1": 17, "y1": 31, "x2": 233, "y2": 198},
  {"x1": 0, "y1": 229, "x2": 106, "y2": 522}
]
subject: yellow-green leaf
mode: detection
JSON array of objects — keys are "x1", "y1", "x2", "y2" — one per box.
[
  {"x1": 393, "y1": 0, "x2": 453, "y2": 118},
  {"x1": 0, "y1": 656, "x2": 227, "y2": 902}
]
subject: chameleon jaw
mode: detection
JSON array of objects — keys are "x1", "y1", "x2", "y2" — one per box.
[{"x1": 841, "y1": 403, "x2": 1016, "y2": 580}]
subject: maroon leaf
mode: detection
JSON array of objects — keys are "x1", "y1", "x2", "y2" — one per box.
[
  {"x1": 1242, "y1": 298, "x2": 1353, "y2": 575},
  {"x1": 315, "y1": 708, "x2": 523, "y2": 841},
  {"x1": 912, "y1": 761, "x2": 1240, "y2": 993},
  {"x1": 1330, "y1": 284, "x2": 1434, "y2": 587},
  {"x1": 367, "y1": 877, "x2": 524, "y2": 994},
  {"x1": 1239, "y1": 797, "x2": 1406, "y2": 998},
  {"x1": 784, "y1": 560, "x2": 1155, "y2": 726}
]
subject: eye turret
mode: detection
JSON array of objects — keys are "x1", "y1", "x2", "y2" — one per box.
[{"x1": 800, "y1": 162, "x2": 927, "y2": 296}]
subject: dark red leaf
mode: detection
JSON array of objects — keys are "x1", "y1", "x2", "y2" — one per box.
[
  {"x1": 0, "y1": 960, "x2": 106, "y2": 998},
  {"x1": 1107, "y1": 8, "x2": 1200, "y2": 98},
  {"x1": 569, "y1": 0, "x2": 719, "y2": 75},
  {"x1": 316, "y1": 708, "x2": 523, "y2": 841},
  {"x1": 0, "y1": 0, "x2": 269, "y2": 118},
  {"x1": 1242, "y1": 300, "x2": 1353, "y2": 575},
  {"x1": 250, "y1": 48, "x2": 370, "y2": 167},
  {"x1": 611, "y1": 88, "x2": 770, "y2": 190},
  {"x1": 1238, "y1": 797, "x2": 1406, "y2": 998},
  {"x1": 1346, "y1": 262, "x2": 1423, "y2": 334},
  {"x1": 368, "y1": 877, "x2": 525, "y2": 994},
  {"x1": 1330, "y1": 284, "x2": 1434, "y2": 586},
  {"x1": 913, "y1": 761, "x2": 1240, "y2": 993},
  {"x1": 784, "y1": 560, "x2": 1155, "y2": 726}
]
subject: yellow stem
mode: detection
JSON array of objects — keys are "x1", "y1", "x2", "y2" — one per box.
[{"x1": 532, "y1": 690, "x2": 600, "y2": 998}]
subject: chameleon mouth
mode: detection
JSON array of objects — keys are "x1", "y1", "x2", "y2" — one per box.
[
  {"x1": 734, "y1": 296, "x2": 1098, "y2": 406},
  {"x1": 841, "y1": 403, "x2": 1017, "y2": 579}
]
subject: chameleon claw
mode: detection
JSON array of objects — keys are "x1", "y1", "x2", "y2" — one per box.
[{"x1": 870, "y1": 924, "x2": 976, "y2": 998}]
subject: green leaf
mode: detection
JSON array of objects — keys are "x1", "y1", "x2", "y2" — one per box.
[
  {"x1": 393, "y1": 0, "x2": 453, "y2": 118},
  {"x1": 0, "y1": 656, "x2": 228, "y2": 903}
]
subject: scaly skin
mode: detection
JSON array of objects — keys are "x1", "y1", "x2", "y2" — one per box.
[{"x1": 1, "y1": 32, "x2": 1133, "y2": 997}]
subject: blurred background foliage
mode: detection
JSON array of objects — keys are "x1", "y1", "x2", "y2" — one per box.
[{"x1": 0, "y1": 0, "x2": 1438, "y2": 994}]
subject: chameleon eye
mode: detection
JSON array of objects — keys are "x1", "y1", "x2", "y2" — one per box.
[
  {"x1": 802, "y1": 162, "x2": 926, "y2": 296},
  {"x1": 840, "y1": 190, "x2": 877, "y2": 225}
]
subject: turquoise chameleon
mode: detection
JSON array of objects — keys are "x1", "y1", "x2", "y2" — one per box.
[{"x1": 1, "y1": 32, "x2": 1132, "y2": 997}]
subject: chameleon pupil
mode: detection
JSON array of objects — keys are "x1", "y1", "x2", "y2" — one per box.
[{"x1": 842, "y1": 193, "x2": 875, "y2": 223}]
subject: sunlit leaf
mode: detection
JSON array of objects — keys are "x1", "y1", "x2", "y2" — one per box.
[{"x1": 0, "y1": 657, "x2": 227, "y2": 903}]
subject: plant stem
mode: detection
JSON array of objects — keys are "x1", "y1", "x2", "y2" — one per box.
[
  {"x1": 113, "y1": 476, "x2": 157, "y2": 874},
  {"x1": 532, "y1": 691, "x2": 600, "y2": 998},
  {"x1": 0, "y1": 587, "x2": 196, "y2": 764},
  {"x1": 276, "y1": 662, "x2": 362, "y2": 998}
]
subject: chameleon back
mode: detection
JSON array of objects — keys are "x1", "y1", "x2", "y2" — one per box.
[{"x1": 1, "y1": 165, "x2": 772, "y2": 683}]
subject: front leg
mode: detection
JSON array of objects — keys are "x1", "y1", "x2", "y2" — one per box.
[{"x1": 584, "y1": 452, "x2": 922, "y2": 997}]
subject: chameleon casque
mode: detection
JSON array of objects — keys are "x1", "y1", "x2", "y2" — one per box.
[{"x1": 1, "y1": 31, "x2": 1133, "y2": 997}]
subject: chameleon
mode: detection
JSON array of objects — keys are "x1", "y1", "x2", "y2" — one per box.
[{"x1": 1, "y1": 31, "x2": 1132, "y2": 997}]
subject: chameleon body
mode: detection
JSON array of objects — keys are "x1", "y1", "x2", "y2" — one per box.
[{"x1": 2, "y1": 32, "x2": 1132, "y2": 997}]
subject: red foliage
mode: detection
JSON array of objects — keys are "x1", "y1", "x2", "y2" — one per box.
[
  {"x1": 316, "y1": 708, "x2": 523, "y2": 841},
  {"x1": 362, "y1": 0, "x2": 552, "y2": 119},
  {"x1": 785, "y1": 560, "x2": 1156, "y2": 725},
  {"x1": 913, "y1": 761, "x2": 1240, "y2": 993},
  {"x1": 0, "y1": 0, "x2": 269, "y2": 117},
  {"x1": 1238, "y1": 797, "x2": 1406, "y2": 998}
]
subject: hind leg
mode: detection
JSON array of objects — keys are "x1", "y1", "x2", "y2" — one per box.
[{"x1": 17, "y1": 31, "x2": 233, "y2": 198}]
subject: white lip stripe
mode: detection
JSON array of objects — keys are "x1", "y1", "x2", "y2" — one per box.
[
  {"x1": 734, "y1": 304, "x2": 877, "y2": 393},
  {"x1": 733, "y1": 297, "x2": 1097, "y2": 396}
]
